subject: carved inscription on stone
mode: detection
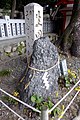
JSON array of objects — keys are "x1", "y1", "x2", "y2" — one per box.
[{"x1": 24, "y1": 3, "x2": 43, "y2": 62}]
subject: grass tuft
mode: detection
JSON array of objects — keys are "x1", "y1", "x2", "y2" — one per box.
[{"x1": 0, "y1": 69, "x2": 11, "y2": 77}]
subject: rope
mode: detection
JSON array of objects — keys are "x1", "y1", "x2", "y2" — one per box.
[
  {"x1": 24, "y1": 82, "x2": 30, "y2": 90},
  {"x1": 20, "y1": 67, "x2": 28, "y2": 83},
  {"x1": 48, "y1": 79, "x2": 80, "y2": 113},
  {"x1": 0, "y1": 88, "x2": 41, "y2": 113},
  {"x1": 58, "y1": 91, "x2": 80, "y2": 120},
  {"x1": 0, "y1": 100, "x2": 25, "y2": 120},
  {"x1": 24, "y1": 70, "x2": 35, "y2": 90},
  {"x1": 28, "y1": 58, "x2": 59, "y2": 72}
]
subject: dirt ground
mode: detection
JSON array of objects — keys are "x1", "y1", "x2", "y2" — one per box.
[{"x1": 0, "y1": 54, "x2": 80, "y2": 120}]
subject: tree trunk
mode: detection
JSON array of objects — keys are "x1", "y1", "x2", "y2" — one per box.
[
  {"x1": 59, "y1": 0, "x2": 80, "y2": 57},
  {"x1": 11, "y1": 0, "x2": 16, "y2": 18}
]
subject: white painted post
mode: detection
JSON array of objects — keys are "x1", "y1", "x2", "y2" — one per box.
[
  {"x1": 11, "y1": 23, "x2": 16, "y2": 36},
  {"x1": 16, "y1": 23, "x2": 20, "y2": 35},
  {"x1": 60, "y1": 59, "x2": 68, "y2": 76},
  {"x1": 24, "y1": 3, "x2": 43, "y2": 62},
  {"x1": 5, "y1": 16, "x2": 12, "y2": 36},
  {"x1": 0, "y1": 24, "x2": 5, "y2": 37},
  {"x1": 21, "y1": 23, "x2": 24, "y2": 35},
  {"x1": 41, "y1": 107, "x2": 49, "y2": 120}
]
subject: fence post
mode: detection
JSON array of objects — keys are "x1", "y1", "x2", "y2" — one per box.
[
  {"x1": 0, "y1": 24, "x2": 5, "y2": 37},
  {"x1": 5, "y1": 16, "x2": 12, "y2": 36},
  {"x1": 41, "y1": 107, "x2": 49, "y2": 120},
  {"x1": 24, "y1": 3, "x2": 43, "y2": 63}
]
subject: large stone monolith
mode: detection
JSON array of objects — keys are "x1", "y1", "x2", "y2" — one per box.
[{"x1": 23, "y1": 37, "x2": 60, "y2": 102}]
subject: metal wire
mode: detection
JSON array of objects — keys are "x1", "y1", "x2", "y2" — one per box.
[
  {"x1": 58, "y1": 91, "x2": 80, "y2": 120},
  {"x1": 0, "y1": 80, "x2": 80, "y2": 119},
  {"x1": 0, "y1": 88, "x2": 41, "y2": 113},
  {"x1": 0, "y1": 100, "x2": 25, "y2": 120},
  {"x1": 48, "y1": 79, "x2": 80, "y2": 113}
]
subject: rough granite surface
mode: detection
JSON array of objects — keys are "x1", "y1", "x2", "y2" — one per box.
[{"x1": 24, "y1": 37, "x2": 60, "y2": 101}]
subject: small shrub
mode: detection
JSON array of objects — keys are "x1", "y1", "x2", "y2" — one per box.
[
  {"x1": 31, "y1": 94, "x2": 64, "y2": 118},
  {"x1": 5, "y1": 52, "x2": 11, "y2": 57},
  {"x1": 0, "y1": 69, "x2": 11, "y2": 77},
  {"x1": 17, "y1": 42, "x2": 25, "y2": 55},
  {"x1": 1, "y1": 95, "x2": 18, "y2": 105},
  {"x1": 58, "y1": 69, "x2": 77, "y2": 88}
]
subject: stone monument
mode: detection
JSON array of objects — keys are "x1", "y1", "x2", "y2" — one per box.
[
  {"x1": 23, "y1": 37, "x2": 60, "y2": 102},
  {"x1": 24, "y1": 3, "x2": 43, "y2": 62},
  {"x1": 22, "y1": 3, "x2": 59, "y2": 103}
]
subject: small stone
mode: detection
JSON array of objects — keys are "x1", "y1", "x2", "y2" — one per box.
[
  {"x1": 12, "y1": 46, "x2": 17, "y2": 52},
  {"x1": 4, "y1": 46, "x2": 12, "y2": 53}
]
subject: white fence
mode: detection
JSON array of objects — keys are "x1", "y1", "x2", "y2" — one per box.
[
  {"x1": 0, "y1": 79, "x2": 80, "y2": 120},
  {"x1": 0, "y1": 16, "x2": 25, "y2": 39},
  {"x1": 0, "y1": 16, "x2": 53, "y2": 41}
]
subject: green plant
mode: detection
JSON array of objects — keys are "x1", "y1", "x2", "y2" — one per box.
[
  {"x1": 31, "y1": 94, "x2": 43, "y2": 103},
  {"x1": 68, "y1": 69, "x2": 77, "y2": 79},
  {"x1": 5, "y1": 52, "x2": 11, "y2": 57},
  {"x1": 31, "y1": 95, "x2": 54, "y2": 110},
  {"x1": 3, "y1": 9, "x2": 10, "y2": 16},
  {"x1": 31, "y1": 94, "x2": 63, "y2": 117},
  {"x1": 75, "y1": 86, "x2": 80, "y2": 91},
  {"x1": 0, "y1": 69, "x2": 11, "y2": 77},
  {"x1": 52, "y1": 107, "x2": 61, "y2": 116},
  {"x1": 64, "y1": 76, "x2": 71, "y2": 87},
  {"x1": 31, "y1": 94, "x2": 43, "y2": 110},
  {"x1": 17, "y1": 42, "x2": 25, "y2": 55},
  {"x1": 1, "y1": 95, "x2": 18, "y2": 105},
  {"x1": 2, "y1": 2, "x2": 11, "y2": 16},
  {"x1": 64, "y1": 74, "x2": 77, "y2": 88},
  {"x1": 59, "y1": 69, "x2": 77, "y2": 88}
]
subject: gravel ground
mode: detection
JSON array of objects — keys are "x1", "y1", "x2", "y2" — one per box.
[{"x1": 0, "y1": 54, "x2": 80, "y2": 120}]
